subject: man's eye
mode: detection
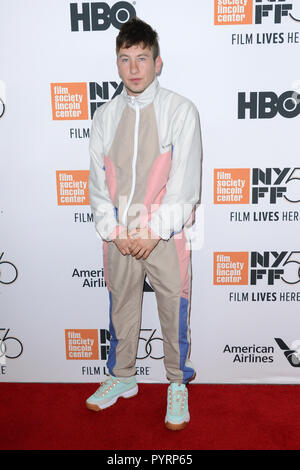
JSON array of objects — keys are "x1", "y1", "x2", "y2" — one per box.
[{"x1": 121, "y1": 58, "x2": 128, "y2": 63}]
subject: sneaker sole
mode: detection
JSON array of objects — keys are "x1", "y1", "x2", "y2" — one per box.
[
  {"x1": 165, "y1": 412, "x2": 190, "y2": 431},
  {"x1": 86, "y1": 385, "x2": 138, "y2": 412}
]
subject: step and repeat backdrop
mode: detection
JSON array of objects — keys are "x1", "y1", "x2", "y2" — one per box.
[{"x1": 1, "y1": 0, "x2": 300, "y2": 383}]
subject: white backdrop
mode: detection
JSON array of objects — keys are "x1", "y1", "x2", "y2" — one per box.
[{"x1": 1, "y1": 0, "x2": 300, "y2": 383}]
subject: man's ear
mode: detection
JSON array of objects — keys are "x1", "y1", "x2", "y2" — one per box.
[{"x1": 155, "y1": 56, "x2": 163, "y2": 75}]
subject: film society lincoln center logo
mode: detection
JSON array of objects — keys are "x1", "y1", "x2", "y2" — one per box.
[
  {"x1": 51, "y1": 83, "x2": 88, "y2": 120},
  {"x1": 56, "y1": 170, "x2": 89, "y2": 206},
  {"x1": 65, "y1": 329, "x2": 99, "y2": 360}
]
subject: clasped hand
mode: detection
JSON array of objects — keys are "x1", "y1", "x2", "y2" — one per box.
[{"x1": 113, "y1": 227, "x2": 160, "y2": 260}]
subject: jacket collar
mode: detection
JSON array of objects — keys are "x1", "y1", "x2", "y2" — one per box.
[{"x1": 122, "y1": 77, "x2": 159, "y2": 109}]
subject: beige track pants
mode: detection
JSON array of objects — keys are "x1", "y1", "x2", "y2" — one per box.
[{"x1": 102, "y1": 231, "x2": 195, "y2": 384}]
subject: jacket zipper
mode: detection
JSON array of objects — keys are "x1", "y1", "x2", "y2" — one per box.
[{"x1": 122, "y1": 97, "x2": 140, "y2": 226}]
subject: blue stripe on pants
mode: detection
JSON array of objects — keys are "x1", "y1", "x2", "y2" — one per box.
[
  {"x1": 107, "y1": 291, "x2": 118, "y2": 376},
  {"x1": 179, "y1": 296, "x2": 194, "y2": 384}
]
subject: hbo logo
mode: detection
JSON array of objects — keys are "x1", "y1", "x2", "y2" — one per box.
[
  {"x1": 70, "y1": 2, "x2": 136, "y2": 31},
  {"x1": 238, "y1": 91, "x2": 300, "y2": 119}
]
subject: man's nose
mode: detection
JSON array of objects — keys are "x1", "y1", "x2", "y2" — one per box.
[{"x1": 130, "y1": 60, "x2": 138, "y2": 74}]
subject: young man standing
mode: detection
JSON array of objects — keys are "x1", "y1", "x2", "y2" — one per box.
[{"x1": 86, "y1": 18, "x2": 202, "y2": 431}]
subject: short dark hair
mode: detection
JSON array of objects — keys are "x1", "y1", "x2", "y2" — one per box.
[{"x1": 116, "y1": 17, "x2": 160, "y2": 60}]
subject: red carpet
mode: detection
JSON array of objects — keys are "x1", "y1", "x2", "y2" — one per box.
[{"x1": 0, "y1": 383, "x2": 299, "y2": 450}]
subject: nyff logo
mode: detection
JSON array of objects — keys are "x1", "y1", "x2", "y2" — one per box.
[
  {"x1": 89, "y1": 81, "x2": 123, "y2": 117},
  {"x1": 214, "y1": 168, "x2": 300, "y2": 204},
  {"x1": 0, "y1": 253, "x2": 18, "y2": 285},
  {"x1": 0, "y1": 328, "x2": 23, "y2": 366},
  {"x1": 255, "y1": 0, "x2": 299, "y2": 24},
  {"x1": 70, "y1": 2, "x2": 136, "y2": 31}
]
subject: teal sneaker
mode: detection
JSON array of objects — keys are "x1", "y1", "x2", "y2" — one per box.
[
  {"x1": 86, "y1": 376, "x2": 138, "y2": 411},
  {"x1": 165, "y1": 383, "x2": 190, "y2": 431}
]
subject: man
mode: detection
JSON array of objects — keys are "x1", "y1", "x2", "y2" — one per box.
[{"x1": 86, "y1": 17, "x2": 202, "y2": 431}]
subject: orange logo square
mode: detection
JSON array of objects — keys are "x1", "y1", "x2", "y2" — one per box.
[
  {"x1": 214, "y1": 252, "x2": 249, "y2": 285},
  {"x1": 214, "y1": 0, "x2": 253, "y2": 25},
  {"x1": 51, "y1": 83, "x2": 88, "y2": 120},
  {"x1": 56, "y1": 170, "x2": 89, "y2": 205},
  {"x1": 214, "y1": 168, "x2": 250, "y2": 204},
  {"x1": 65, "y1": 329, "x2": 99, "y2": 360}
]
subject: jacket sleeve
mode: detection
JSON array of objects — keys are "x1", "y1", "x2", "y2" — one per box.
[
  {"x1": 147, "y1": 102, "x2": 202, "y2": 240},
  {"x1": 88, "y1": 109, "x2": 126, "y2": 241}
]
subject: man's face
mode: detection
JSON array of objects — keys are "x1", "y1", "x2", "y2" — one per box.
[{"x1": 117, "y1": 43, "x2": 162, "y2": 97}]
